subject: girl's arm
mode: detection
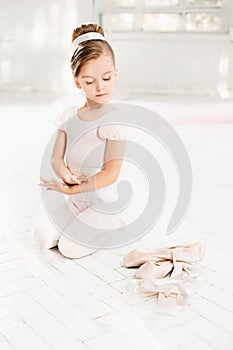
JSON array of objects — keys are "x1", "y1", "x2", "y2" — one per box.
[
  {"x1": 67, "y1": 139, "x2": 127, "y2": 195},
  {"x1": 50, "y1": 130, "x2": 72, "y2": 181}
]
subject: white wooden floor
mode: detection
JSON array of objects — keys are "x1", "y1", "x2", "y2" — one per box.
[{"x1": 1, "y1": 93, "x2": 233, "y2": 350}]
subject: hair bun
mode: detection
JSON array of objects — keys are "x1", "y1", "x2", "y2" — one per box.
[{"x1": 72, "y1": 23, "x2": 105, "y2": 43}]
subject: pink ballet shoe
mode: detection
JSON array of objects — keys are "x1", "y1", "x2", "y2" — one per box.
[
  {"x1": 124, "y1": 241, "x2": 205, "y2": 308},
  {"x1": 123, "y1": 240, "x2": 205, "y2": 267},
  {"x1": 136, "y1": 260, "x2": 173, "y2": 280},
  {"x1": 169, "y1": 240, "x2": 205, "y2": 263},
  {"x1": 123, "y1": 248, "x2": 169, "y2": 267}
]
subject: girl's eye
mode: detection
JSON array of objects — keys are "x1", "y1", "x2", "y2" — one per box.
[
  {"x1": 86, "y1": 81, "x2": 93, "y2": 85},
  {"x1": 103, "y1": 77, "x2": 111, "y2": 81}
]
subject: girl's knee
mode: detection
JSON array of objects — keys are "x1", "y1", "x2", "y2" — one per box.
[
  {"x1": 33, "y1": 227, "x2": 59, "y2": 250},
  {"x1": 58, "y1": 235, "x2": 96, "y2": 259},
  {"x1": 32, "y1": 215, "x2": 61, "y2": 250}
]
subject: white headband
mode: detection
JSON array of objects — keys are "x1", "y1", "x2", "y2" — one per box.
[{"x1": 72, "y1": 32, "x2": 106, "y2": 49}]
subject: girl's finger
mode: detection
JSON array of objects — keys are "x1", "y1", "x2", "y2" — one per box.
[
  {"x1": 38, "y1": 182, "x2": 51, "y2": 187},
  {"x1": 47, "y1": 185, "x2": 55, "y2": 190},
  {"x1": 39, "y1": 179, "x2": 48, "y2": 184},
  {"x1": 39, "y1": 182, "x2": 54, "y2": 188},
  {"x1": 40, "y1": 180, "x2": 51, "y2": 186},
  {"x1": 39, "y1": 176, "x2": 49, "y2": 182}
]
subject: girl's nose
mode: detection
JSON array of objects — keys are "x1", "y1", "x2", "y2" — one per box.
[{"x1": 96, "y1": 80, "x2": 104, "y2": 91}]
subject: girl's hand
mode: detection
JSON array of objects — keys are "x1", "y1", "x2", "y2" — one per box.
[
  {"x1": 39, "y1": 177, "x2": 70, "y2": 194},
  {"x1": 79, "y1": 173, "x2": 90, "y2": 183},
  {"x1": 63, "y1": 173, "x2": 90, "y2": 185}
]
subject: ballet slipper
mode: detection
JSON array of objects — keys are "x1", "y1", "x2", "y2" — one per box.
[
  {"x1": 124, "y1": 241, "x2": 205, "y2": 308},
  {"x1": 171, "y1": 240, "x2": 205, "y2": 263},
  {"x1": 134, "y1": 273, "x2": 193, "y2": 307},
  {"x1": 123, "y1": 248, "x2": 170, "y2": 267},
  {"x1": 135, "y1": 258, "x2": 190, "y2": 285},
  {"x1": 123, "y1": 240, "x2": 205, "y2": 267},
  {"x1": 135, "y1": 261, "x2": 173, "y2": 280},
  {"x1": 134, "y1": 276, "x2": 187, "y2": 296}
]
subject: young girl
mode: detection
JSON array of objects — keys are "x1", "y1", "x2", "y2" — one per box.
[{"x1": 35, "y1": 23, "x2": 127, "y2": 258}]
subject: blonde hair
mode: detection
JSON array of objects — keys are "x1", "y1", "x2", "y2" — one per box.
[{"x1": 70, "y1": 23, "x2": 116, "y2": 78}]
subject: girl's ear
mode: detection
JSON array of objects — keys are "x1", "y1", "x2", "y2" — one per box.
[
  {"x1": 115, "y1": 68, "x2": 119, "y2": 81},
  {"x1": 73, "y1": 77, "x2": 81, "y2": 89}
]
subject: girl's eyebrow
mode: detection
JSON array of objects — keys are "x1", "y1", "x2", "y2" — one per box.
[{"x1": 81, "y1": 70, "x2": 113, "y2": 78}]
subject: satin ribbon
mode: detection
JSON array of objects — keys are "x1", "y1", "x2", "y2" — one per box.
[{"x1": 73, "y1": 32, "x2": 106, "y2": 48}]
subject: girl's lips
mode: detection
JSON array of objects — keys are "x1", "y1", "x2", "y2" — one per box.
[{"x1": 96, "y1": 93, "x2": 107, "y2": 97}]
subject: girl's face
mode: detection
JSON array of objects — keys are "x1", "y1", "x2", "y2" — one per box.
[{"x1": 74, "y1": 53, "x2": 118, "y2": 106}]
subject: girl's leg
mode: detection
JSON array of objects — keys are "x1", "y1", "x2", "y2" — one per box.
[
  {"x1": 58, "y1": 198, "x2": 97, "y2": 259},
  {"x1": 33, "y1": 193, "x2": 80, "y2": 250},
  {"x1": 33, "y1": 203, "x2": 62, "y2": 249}
]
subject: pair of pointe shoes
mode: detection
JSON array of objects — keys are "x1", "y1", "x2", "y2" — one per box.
[
  {"x1": 123, "y1": 241, "x2": 205, "y2": 307},
  {"x1": 123, "y1": 240, "x2": 205, "y2": 268}
]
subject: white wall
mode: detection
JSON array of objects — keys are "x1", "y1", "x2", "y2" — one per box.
[
  {"x1": 0, "y1": 0, "x2": 233, "y2": 99},
  {"x1": 111, "y1": 33, "x2": 233, "y2": 99},
  {"x1": 0, "y1": 0, "x2": 94, "y2": 93}
]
